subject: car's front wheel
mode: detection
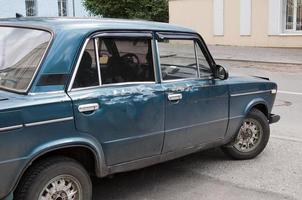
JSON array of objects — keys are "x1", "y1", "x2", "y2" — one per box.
[
  {"x1": 15, "y1": 156, "x2": 92, "y2": 200},
  {"x1": 222, "y1": 108, "x2": 270, "y2": 160}
]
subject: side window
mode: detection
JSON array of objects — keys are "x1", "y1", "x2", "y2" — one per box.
[
  {"x1": 195, "y1": 43, "x2": 213, "y2": 77},
  {"x1": 158, "y1": 39, "x2": 198, "y2": 80},
  {"x1": 73, "y1": 40, "x2": 99, "y2": 89},
  {"x1": 96, "y1": 38, "x2": 155, "y2": 84}
]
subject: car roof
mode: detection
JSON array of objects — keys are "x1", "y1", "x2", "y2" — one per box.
[
  {"x1": 0, "y1": 17, "x2": 198, "y2": 93},
  {"x1": 0, "y1": 17, "x2": 196, "y2": 35}
]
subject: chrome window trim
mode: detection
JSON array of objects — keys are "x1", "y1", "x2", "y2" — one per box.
[
  {"x1": 69, "y1": 85, "x2": 102, "y2": 92},
  {"x1": 94, "y1": 38, "x2": 102, "y2": 85},
  {"x1": 98, "y1": 81, "x2": 155, "y2": 87},
  {"x1": 92, "y1": 32, "x2": 153, "y2": 39},
  {"x1": 0, "y1": 25, "x2": 54, "y2": 94},
  {"x1": 161, "y1": 77, "x2": 208, "y2": 83},
  {"x1": 70, "y1": 82, "x2": 156, "y2": 92},
  {"x1": 0, "y1": 124, "x2": 23, "y2": 132},
  {"x1": 68, "y1": 32, "x2": 158, "y2": 92},
  {"x1": 194, "y1": 41, "x2": 201, "y2": 78},
  {"x1": 154, "y1": 39, "x2": 163, "y2": 82},
  {"x1": 28, "y1": 90, "x2": 66, "y2": 96},
  {"x1": 68, "y1": 38, "x2": 90, "y2": 91},
  {"x1": 231, "y1": 90, "x2": 272, "y2": 97},
  {"x1": 151, "y1": 36, "x2": 160, "y2": 84},
  {"x1": 25, "y1": 116, "x2": 74, "y2": 127}
]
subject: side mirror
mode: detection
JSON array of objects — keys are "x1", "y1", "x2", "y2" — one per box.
[{"x1": 216, "y1": 65, "x2": 229, "y2": 80}]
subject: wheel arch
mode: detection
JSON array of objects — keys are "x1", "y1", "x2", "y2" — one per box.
[
  {"x1": 12, "y1": 137, "x2": 108, "y2": 197},
  {"x1": 244, "y1": 98, "x2": 269, "y2": 119}
]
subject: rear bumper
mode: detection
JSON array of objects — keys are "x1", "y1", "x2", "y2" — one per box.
[{"x1": 269, "y1": 114, "x2": 280, "y2": 124}]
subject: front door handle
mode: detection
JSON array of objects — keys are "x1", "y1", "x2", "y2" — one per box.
[
  {"x1": 168, "y1": 93, "x2": 182, "y2": 101},
  {"x1": 78, "y1": 103, "x2": 100, "y2": 113}
]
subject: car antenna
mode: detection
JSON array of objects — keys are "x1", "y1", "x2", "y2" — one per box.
[{"x1": 16, "y1": 13, "x2": 24, "y2": 18}]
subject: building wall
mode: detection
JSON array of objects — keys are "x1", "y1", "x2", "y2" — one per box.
[
  {"x1": 37, "y1": 0, "x2": 59, "y2": 17},
  {"x1": 0, "y1": 0, "x2": 26, "y2": 18},
  {"x1": 169, "y1": 0, "x2": 302, "y2": 47},
  {"x1": 0, "y1": 0, "x2": 89, "y2": 18}
]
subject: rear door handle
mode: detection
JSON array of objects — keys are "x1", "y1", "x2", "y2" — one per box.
[
  {"x1": 78, "y1": 103, "x2": 99, "y2": 113},
  {"x1": 168, "y1": 93, "x2": 182, "y2": 101}
]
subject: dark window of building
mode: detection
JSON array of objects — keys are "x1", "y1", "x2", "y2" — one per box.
[
  {"x1": 25, "y1": 0, "x2": 37, "y2": 16},
  {"x1": 58, "y1": 0, "x2": 68, "y2": 16},
  {"x1": 286, "y1": 0, "x2": 302, "y2": 31}
]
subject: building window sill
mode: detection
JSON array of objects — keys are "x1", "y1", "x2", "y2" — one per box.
[{"x1": 269, "y1": 32, "x2": 302, "y2": 36}]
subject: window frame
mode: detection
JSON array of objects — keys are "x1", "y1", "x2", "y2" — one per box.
[
  {"x1": 68, "y1": 31, "x2": 158, "y2": 92},
  {"x1": 155, "y1": 32, "x2": 215, "y2": 83},
  {"x1": 58, "y1": 0, "x2": 68, "y2": 17},
  {"x1": 25, "y1": 0, "x2": 37, "y2": 16},
  {"x1": 284, "y1": 0, "x2": 302, "y2": 32}
]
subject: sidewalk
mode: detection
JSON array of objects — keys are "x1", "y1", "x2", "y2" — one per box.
[{"x1": 208, "y1": 45, "x2": 302, "y2": 65}]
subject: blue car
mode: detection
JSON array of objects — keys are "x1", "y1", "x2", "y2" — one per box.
[{"x1": 0, "y1": 17, "x2": 279, "y2": 200}]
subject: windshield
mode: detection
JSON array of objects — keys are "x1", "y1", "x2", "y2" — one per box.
[{"x1": 0, "y1": 27, "x2": 51, "y2": 92}]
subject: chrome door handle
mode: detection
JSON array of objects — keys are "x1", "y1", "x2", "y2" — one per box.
[
  {"x1": 78, "y1": 103, "x2": 99, "y2": 113},
  {"x1": 168, "y1": 93, "x2": 182, "y2": 101}
]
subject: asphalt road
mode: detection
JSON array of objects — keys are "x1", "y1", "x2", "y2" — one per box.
[{"x1": 93, "y1": 61, "x2": 302, "y2": 200}]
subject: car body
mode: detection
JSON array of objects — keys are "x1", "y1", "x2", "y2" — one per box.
[{"x1": 0, "y1": 18, "x2": 279, "y2": 200}]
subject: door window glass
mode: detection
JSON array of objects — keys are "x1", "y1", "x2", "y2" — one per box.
[
  {"x1": 96, "y1": 38, "x2": 155, "y2": 84},
  {"x1": 195, "y1": 43, "x2": 213, "y2": 77},
  {"x1": 158, "y1": 39, "x2": 198, "y2": 80},
  {"x1": 73, "y1": 40, "x2": 99, "y2": 88}
]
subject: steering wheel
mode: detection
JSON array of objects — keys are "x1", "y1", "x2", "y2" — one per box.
[{"x1": 121, "y1": 53, "x2": 140, "y2": 68}]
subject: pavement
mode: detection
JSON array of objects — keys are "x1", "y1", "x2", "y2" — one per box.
[
  {"x1": 93, "y1": 46, "x2": 302, "y2": 200},
  {"x1": 208, "y1": 45, "x2": 302, "y2": 65}
]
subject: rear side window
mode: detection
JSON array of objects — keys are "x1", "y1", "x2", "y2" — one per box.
[
  {"x1": 96, "y1": 38, "x2": 155, "y2": 84},
  {"x1": 73, "y1": 40, "x2": 99, "y2": 88},
  {"x1": 0, "y1": 27, "x2": 51, "y2": 92}
]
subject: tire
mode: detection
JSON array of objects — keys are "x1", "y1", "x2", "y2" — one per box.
[
  {"x1": 14, "y1": 156, "x2": 92, "y2": 200},
  {"x1": 222, "y1": 108, "x2": 270, "y2": 160}
]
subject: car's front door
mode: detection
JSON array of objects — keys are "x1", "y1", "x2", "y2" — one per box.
[
  {"x1": 156, "y1": 33, "x2": 229, "y2": 153},
  {"x1": 68, "y1": 33, "x2": 165, "y2": 166}
]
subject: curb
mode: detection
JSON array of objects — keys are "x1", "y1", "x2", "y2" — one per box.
[{"x1": 214, "y1": 58, "x2": 302, "y2": 66}]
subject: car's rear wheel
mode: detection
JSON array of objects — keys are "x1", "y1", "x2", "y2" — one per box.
[
  {"x1": 14, "y1": 156, "x2": 92, "y2": 200},
  {"x1": 222, "y1": 108, "x2": 270, "y2": 159}
]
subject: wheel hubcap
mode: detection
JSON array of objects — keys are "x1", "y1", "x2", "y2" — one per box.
[
  {"x1": 39, "y1": 175, "x2": 82, "y2": 200},
  {"x1": 233, "y1": 118, "x2": 263, "y2": 152}
]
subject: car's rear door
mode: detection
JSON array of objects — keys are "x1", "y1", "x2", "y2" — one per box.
[
  {"x1": 155, "y1": 33, "x2": 229, "y2": 153},
  {"x1": 68, "y1": 32, "x2": 165, "y2": 166}
]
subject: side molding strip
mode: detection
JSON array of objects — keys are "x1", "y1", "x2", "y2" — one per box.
[
  {"x1": 0, "y1": 124, "x2": 23, "y2": 132},
  {"x1": 25, "y1": 117, "x2": 74, "y2": 127},
  {"x1": 231, "y1": 90, "x2": 271, "y2": 97}
]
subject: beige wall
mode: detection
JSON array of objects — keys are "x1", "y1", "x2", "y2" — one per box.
[{"x1": 169, "y1": 0, "x2": 302, "y2": 47}]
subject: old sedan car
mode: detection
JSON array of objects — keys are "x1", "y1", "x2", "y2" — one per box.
[{"x1": 0, "y1": 17, "x2": 279, "y2": 200}]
